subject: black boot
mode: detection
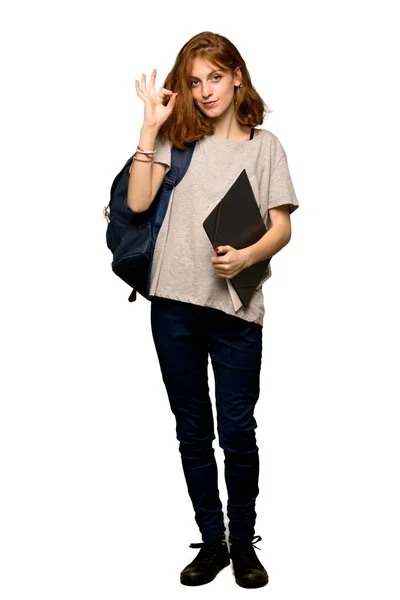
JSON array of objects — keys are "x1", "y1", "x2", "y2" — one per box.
[
  {"x1": 229, "y1": 535, "x2": 269, "y2": 588},
  {"x1": 180, "y1": 539, "x2": 230, "y2": 586}
]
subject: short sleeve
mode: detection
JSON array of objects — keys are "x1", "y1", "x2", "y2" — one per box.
[
  {"x1": 154, "y1": 135, "x2": 172, "y2": 172},
  {"x1": 268, "y1": 153, "x2": 299, "y2": 215}
]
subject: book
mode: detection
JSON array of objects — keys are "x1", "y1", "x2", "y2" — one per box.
[{"x1": 203, "y1": 169, "x2": 271, "y2": 309}]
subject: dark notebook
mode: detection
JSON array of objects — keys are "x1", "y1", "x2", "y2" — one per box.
[{"x1": 203, "y1": 169, "x2": 271, "y2": 308}]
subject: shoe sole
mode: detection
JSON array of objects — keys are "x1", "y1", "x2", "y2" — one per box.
[
  {"x1": 235, "y1": 575, "x2": 269, "y2": 588},
  {"x1": 180, "y1": 558, "x2": 231, "y2": 586}
]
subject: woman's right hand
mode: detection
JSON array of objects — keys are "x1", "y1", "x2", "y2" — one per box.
[{"x1": 135, "y1": 69, "x2": 178, "y2": 130}]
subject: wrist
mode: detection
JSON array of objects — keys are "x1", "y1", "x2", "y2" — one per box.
[
  {"x1": 140, "y1": 123, "x2": 159, "y2": 135},
  {"x1": 240, "y1": 247, "x2": 253, "y2": 269}
]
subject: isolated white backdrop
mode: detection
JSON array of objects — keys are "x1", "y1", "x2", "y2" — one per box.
[{"x1": 1, "y1": 0, "x2": 399, "y2": 598}]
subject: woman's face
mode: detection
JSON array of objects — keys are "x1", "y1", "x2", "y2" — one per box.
[{"x1": 188, "y1": 57, "x2": 241, "y2": 119}]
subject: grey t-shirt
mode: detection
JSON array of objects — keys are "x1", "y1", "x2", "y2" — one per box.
[{"x1": 149, "y1": 128, "x2": 299, "y2": 327}]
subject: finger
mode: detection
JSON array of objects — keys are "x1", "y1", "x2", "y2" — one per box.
[
  {"x1": 165, "y1": 92, "x2": 178, "y2": 111},
  {"x1": 213, "y1": 262, "x2": 229, "y2": 270},
  {"x1": 141, "y1": 73, "x2": 148, "y2": 95},
  {"x1": 158, "y1": 88, "x2": 174, "y2": 99},
  {"x1": 135, "y1": 79, "x2": 144, "y2": 99},
  {"x1": 149, "y1": 69, "x2": 157, "y2": 95}
]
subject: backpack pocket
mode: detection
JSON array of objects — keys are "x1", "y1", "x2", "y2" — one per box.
[
  {"x1": 113, "y1": 220, "x2": 152, "y2": 263},
  {"x1": 106, "y1": 220, "x2": 118, "y2": 253},
  {"x1": 111, "y1": 221, "x2": 152, "y2": 291}
]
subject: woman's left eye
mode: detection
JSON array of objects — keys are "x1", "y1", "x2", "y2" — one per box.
[{"x1": 190, "y1": 75, "x2": 222, "y2": 87}]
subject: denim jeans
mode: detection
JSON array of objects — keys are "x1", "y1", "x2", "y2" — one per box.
[{"x1": 150, "y1": 296, "x2": 263, "y2": 544}]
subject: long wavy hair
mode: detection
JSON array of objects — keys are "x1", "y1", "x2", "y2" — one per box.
[{"x1": 158, "y1": 32, "x2": 273, "y2": 149}]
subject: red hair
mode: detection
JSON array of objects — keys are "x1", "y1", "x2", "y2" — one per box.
[{"x1": 158, "y1": 32, "x2": 270, "y2": 149}]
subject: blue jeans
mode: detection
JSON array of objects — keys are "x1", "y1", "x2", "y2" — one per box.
[{"x1": 150, "y1": 296, "x2": 263, "y2": 544}]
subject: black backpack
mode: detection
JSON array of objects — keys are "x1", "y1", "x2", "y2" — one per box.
[{"x1": 104, "y1": 141, "x2": 196, "y2": 302}]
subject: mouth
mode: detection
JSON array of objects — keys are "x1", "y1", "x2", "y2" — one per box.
[{"x1": 202, "y1": 100, "x2": 218, "y2": 108}]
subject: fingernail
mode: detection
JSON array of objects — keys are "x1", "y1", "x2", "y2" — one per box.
[{"x1": 214, "y1": 247, "x2": 219, "y2": 252}]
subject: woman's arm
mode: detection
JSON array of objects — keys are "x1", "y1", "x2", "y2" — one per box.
[
  {"x1": 211, "y1": 206, "x2": 292, "y2": 279},
  {"x1": 126, "y1": 125, "x2": 166, "y2": 213},
  {"x1": 241, "y1": 205, "x2": 292, "y2": 267},
  {"x1": 126, "y1": 70, "x2": 177, "y2": 213}
]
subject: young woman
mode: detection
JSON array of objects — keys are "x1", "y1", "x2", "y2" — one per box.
[{"x1": 128, "y1": 31, "x2": 299, "y2": 588}]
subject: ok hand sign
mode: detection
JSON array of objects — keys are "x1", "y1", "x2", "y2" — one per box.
[{"x1": 135, "y1": 69, "x2": 178, "y2": 130}]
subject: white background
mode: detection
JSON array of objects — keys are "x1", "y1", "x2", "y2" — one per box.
[{"x1": 1, "y1": 0, "x2": 399, "y2": 598}]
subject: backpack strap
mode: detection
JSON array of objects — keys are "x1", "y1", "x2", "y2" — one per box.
[
  {"x1": 152, "y1": 140, "x2": 196, "y2": 233},
  {"x1": 163, "y1": 141, "x2": 196, "y2": 190},
  {"x1": 141, "y1": 140, "x2": 197, "y2": 301}
]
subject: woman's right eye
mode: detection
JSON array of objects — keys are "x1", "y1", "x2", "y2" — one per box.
[{"x1": 190, "y1": 75, "x2": 222, "y2": 87}]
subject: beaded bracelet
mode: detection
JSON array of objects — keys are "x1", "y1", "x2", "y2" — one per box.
[
  {"x1": 133, "y1": 155, "x2": 153, "y2": 163},
  {"x1": 129, "y1": 155, "x2": 153, "y2": 173}
]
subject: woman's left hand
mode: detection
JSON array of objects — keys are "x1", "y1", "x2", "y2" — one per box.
[{"x1": 211, "y1": 246, "x2": 250, "y2": 279}]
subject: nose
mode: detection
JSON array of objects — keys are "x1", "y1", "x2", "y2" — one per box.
[{"x1": 201, "y1": 81, "x2": 213, "y2": 98}]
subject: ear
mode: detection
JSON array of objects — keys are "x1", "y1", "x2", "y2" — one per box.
[{"x1": 233, "y1": 67, "x2": 242, "y2": 87}]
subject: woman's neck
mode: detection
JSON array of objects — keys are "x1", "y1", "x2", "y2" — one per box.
[{"x1": 212, "y1": 106, "x2": 252, "y2": 141}]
